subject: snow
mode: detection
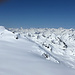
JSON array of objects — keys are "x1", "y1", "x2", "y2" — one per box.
[{"x1": 0, "y1": 26, "x2": 75, "y2": 75}]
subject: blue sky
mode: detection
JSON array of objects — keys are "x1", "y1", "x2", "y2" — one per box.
[{"x1": 0, "y1": 0, "x2": 75, "y2": 28}]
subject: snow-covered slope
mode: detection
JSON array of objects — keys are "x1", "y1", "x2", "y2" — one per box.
[
  {"x1": 0, "y1": 26, "x2": 75, "y2": 75},
  {"x1": 9, "y1": 27, "x2": 75, "y2": 68}
]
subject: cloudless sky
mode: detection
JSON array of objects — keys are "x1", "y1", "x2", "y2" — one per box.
[{"x1": 0, "y1": 0, "x2": 75, "y2": 28}]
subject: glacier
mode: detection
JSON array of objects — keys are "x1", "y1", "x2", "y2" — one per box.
[{"x1": 0, "y1": 26, "x2": 75, "y2": 75}]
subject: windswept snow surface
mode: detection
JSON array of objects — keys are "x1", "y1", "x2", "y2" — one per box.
[{"x1": 0, "y1": 26, "x2": 75, "y2": 75}]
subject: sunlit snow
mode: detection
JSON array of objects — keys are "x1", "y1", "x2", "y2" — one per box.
[{"x1": 0, "y1": 26, "x2": 75, "y2": 75}]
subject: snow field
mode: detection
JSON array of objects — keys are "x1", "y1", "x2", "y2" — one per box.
[{"x1": 0, "y1": 26, "x2": 75, "y2": 75}]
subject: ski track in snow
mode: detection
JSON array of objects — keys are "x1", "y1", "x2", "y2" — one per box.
[{"x1": 0, "y1": 26, "x2": 75, "y2": 75}]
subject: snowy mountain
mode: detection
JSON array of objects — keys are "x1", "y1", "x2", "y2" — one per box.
[{"x1": 0, "y1": 26, "x2": 75, "y2": 75}]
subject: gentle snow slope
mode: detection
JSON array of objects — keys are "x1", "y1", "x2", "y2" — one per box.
[{"x1": 0, "y1": 26, "x2": 75, "y2": 75}]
